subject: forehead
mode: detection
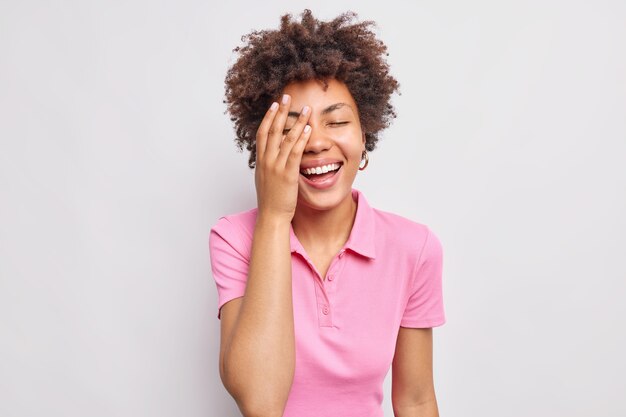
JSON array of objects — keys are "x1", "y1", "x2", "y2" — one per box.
[{"x1": 282, "y1": 79, "x2": 357, "y2": 109}]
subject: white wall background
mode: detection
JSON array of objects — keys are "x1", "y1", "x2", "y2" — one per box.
[{"x1": 1, "y1": 1, "x2": 625, "y2": 416}]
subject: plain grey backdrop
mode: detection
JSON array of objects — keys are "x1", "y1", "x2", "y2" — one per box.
[{"x1": 1, "y1": 1, "x2": 625, "y2": 416}]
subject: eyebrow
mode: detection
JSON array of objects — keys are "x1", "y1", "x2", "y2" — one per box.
[{"x1": 287, "y1": 102, "x2": 351, "y2": 118}]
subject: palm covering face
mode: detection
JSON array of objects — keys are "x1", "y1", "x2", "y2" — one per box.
[{"x1": 254, "y1": 94, "x2": 312, "y2": 221}]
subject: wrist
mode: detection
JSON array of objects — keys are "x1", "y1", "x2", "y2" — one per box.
[{"x1": 255, "y1": 212, "x2": 292, "y2": 230}]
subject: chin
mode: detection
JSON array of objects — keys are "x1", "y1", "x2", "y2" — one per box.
[{"x1": 297, "y1": 185, "x2": 352, "y2": 212}]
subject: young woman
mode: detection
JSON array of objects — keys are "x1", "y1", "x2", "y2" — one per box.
[{"x1": 209, "y1": 10, "x2": 446, "y2": 417}]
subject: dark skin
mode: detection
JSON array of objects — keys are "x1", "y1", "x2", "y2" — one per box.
[
  {"x1": 220, "y1": 78, "x2": 439, "y2": 417},
  {"x1": 218, "y1": 88, "x2": 313, "y2": 416},
  {"x1": 283, "y1": 78, "x2": 366, "y2": 279}
]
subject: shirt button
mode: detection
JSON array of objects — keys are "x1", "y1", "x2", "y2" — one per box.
[
  {"x1": 338, "y1": 250, "x2": 345, "y2": 258},
  {"x1": 328, "y1": 274, "x2": 334, "y2": 281},
  {"x1": 322, "y1": 305, "x2": 329, "y2": 315}
]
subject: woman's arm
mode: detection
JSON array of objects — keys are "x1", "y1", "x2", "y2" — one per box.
[
  {"x1": 220, "y1": 217, "x2": 294, "y2": 417},
  {"x1": 391, "y1": 327, "x2": 440, "y2": 417},
  {"x1": 219, "y1": 95, "x2": 312, "y2": 417}
]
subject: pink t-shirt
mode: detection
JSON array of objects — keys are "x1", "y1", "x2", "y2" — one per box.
[{"x1": 209, "y1": 188, "x2": 445, "y2": 417}]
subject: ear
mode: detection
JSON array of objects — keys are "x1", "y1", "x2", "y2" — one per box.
[{"x1": 361, "y1": 132, "x2": 366, "y2": 145}]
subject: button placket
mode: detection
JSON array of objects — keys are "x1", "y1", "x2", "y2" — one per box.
[
  {"x1": 313, "y1": 265, "x2": 332, "y2": 327},
  {"x1": 331, "y1": 249, "x2": 348, "y2": 284},
  {"x1": 323, "y1": 250, "x2": 344, "y2": 290},
  {"x1": 317, "y1": 299, "x2": 333, "y2": 326},
  {"x1": 316, "y1": 249, "x2": 349, "y2": 327}
]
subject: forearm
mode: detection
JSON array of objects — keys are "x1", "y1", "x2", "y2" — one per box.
[
  {"x1": 393, "y1": 397, "x2": 440, "y2": 417},
  {"x1": 223, "y1": 215, "x2": 295, "y2": 416}
]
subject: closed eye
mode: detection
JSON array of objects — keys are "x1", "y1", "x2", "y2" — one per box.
[{"x1": 284, "y1": 122, "x2": 348, "y2": 133}]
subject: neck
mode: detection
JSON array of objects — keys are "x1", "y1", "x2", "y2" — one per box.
[{"x1": 291, "y1": 191, "x2": 358, "y2": 250}]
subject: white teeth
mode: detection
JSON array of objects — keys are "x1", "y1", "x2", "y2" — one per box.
[{"x1": 301, "y1": 163, "x2": 341, "y2": 175}]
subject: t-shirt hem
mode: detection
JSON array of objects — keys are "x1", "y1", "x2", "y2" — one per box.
[
  {"x1": 400, "y1": 316, "x2": 446, "y2": 328},
  {"x1": 217, "y1": 293, "x2": 245, "y2": 320}
]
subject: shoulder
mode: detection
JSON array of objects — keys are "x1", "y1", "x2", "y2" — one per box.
[
  {"x1": 211, "y1": 207, "x2": 257, "y2": 233},
  {"x1": 209, "y1": 208, "x2": 258, "y2": 254},
  {"x1": 371, "y1": 207, "x2": 440, "y2": 260},
  {"x1": 372, "y1": 207, "x2": 431, "y2": 244}
]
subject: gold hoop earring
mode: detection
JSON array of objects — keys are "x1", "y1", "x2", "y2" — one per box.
[{"x1": 359, "y1": 150, "x2": 369, "y2": 171}]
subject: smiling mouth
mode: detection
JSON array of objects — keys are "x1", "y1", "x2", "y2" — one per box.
[{"x1": 300, "y1": 163, "x2": 342, "y2": 182}]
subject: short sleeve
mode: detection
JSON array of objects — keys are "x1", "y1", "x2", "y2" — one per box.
[
  {"x1": 400, "y1": 227, "x2": 446, "y2": 328},
  {"x1": 208, "y1": 217, "x2": 250, "y2": 320}
]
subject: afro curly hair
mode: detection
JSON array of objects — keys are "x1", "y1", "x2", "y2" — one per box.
[{"x1": 224, "y1": 9, "x2": 400, "y2": 169}]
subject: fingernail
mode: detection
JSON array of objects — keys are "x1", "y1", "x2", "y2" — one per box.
[
  {"x1": 304, "y1": 125, "x2": 311, "y2": 133},
  {"x1": 282, "y1": 94, "x2": 289, "y2": 104},
  {"x1": 270, "y1": 102, "x2": 278, "y2": 111},
  {"x1": 302, "y1": 106, "x2": 310, "y2": 115}
]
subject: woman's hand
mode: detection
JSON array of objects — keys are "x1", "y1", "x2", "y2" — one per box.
[{"x1": 254, "y1": 94, "x2": 312, "y2": 222}]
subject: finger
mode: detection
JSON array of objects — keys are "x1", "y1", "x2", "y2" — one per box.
[
  {"x1": 255, "y1": 101, "x2": 279, "y2": 162},
  {"x1": 284, "y1": 123, "x2": 312, "y2": 174},
  {"x1": 265, "y1": 94, "x2": 291, "y2": 159},
  {"x1": 277, "y1": 105, "x2": 311, "y2": 166}
]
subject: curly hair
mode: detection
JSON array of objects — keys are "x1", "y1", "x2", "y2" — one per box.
[{"x1": 224, "y1": 9, "x2": 400, "y2": 169}]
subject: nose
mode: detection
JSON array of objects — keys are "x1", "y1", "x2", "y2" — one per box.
[{"x1": 303, "y1": 123, "x2": 333, "y2": 154}]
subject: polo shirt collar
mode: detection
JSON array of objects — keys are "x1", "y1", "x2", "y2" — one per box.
[{"x1": 289, "y1": 188, "x2": 376, "y2": 259}]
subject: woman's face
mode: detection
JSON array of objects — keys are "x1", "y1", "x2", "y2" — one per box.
[{"x1": 281, "y1": 78, "x2": 366, "y2": 212}]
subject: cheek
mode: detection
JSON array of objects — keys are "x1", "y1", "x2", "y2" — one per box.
[{"x1": 334, "y1": 129, "x2": 364, "y2": 158}]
